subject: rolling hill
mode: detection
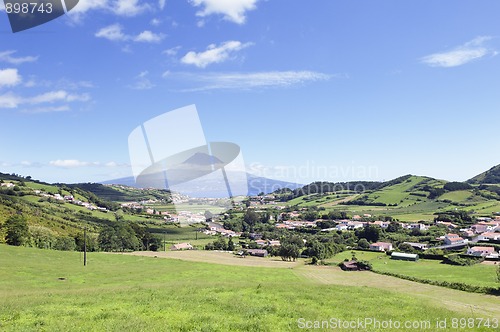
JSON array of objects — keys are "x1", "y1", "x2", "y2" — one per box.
[{"x1": 468, "y1": 164, "x2": 500, "y2": 184}]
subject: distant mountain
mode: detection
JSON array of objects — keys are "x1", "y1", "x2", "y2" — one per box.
[
  {"x1": 182, "y1": 152, "x2": 224, "y2": 165},
  {"x1": 467, "y1": 164, "x2": 500, "y2": 184},
  {"x1": 100, "y1": 173, "x2": 303, "y2": 197}
]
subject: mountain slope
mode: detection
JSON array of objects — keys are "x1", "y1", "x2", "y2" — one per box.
[
  {"x1": 100, "y1": 173, "x2": 303, "y2": 197},
  {"x1": 468, "y1": 164, "x2": 500, "y2": 184}
]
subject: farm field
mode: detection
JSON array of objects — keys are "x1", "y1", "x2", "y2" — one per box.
[
  {"x1": 2, "y1": 245, "x2": 499, "y2": 331},
  {"x1": 329, "y1": 251, "x2": 499, "y2": 288}
]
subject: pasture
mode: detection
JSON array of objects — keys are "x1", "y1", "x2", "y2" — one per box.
[{"x1": 1, "y1": 245, "x2": 499, "y2": 331}]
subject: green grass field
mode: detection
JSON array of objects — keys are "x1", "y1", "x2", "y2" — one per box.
[
  {"x1": 2, "y1": 245, "x2": 497, "y2": 331},
  {"x1": 329, "y1": 250, "x2": 499, "y2": 288}
]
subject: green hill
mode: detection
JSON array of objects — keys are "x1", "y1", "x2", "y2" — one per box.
[
  {"x1": 277, "y1": 175, "x2": 500, "y2": 222},
  {"x1": 468, "y1": 164, "x2": 500, "y2": 184},
  {"x1": 0, "y1": 174, "x2": 173, "y2": 248}
]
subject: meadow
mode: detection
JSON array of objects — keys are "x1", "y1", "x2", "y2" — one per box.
[
  {"x1": 2, "y1": 245, "x2": 499, "y2": 331},
  {"x1": 329, "y1": 250, "x2": 499, "y2": 288}
]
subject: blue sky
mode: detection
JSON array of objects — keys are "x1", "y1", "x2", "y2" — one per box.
[{"x1": 1, "y1": 0, "x2": 500, "y2": 185}]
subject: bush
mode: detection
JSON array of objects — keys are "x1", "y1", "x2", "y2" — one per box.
[{"x1": 371, "y1": 270, "x2": 500, "y2": 295}]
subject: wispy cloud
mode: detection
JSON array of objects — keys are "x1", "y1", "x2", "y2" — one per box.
[
  {"x1": 189, "y1": 0, "x2": 258, "y2": 24},
  {"x1": 68, "y1": 0, "x2": 151, "y2": 21},
  {"x1": 49, "y1": 160, "x2": 100, "y2": 168},
  {"x1": 0, "y1": 51, "x2": 38, "y2": 65},
  {"x1": 95, "y1": 24, "x2": 164, "y2": 43},
  {"x1": 163, "y1": 46, "x2": 182, "y2": 57},
  {"x1": 421, "y1": 36, "x2": 496, "y2": 68},
  {"x1": 158, "y1": 0, "x2": 166, "y2": 10},
  {"x1": 133, "y1": 30, "x2": 165, "y2": 43},
  {"x1": 0, "y1": 68, "x2": 22, "y2": 88},
  {"x1": 164, "y1": 70, "x2": 332, "y2": 91},
  {"x1": 95, "y1": 24, "x2": 129, "y2": 41},
  {"x1": 21, "y1": 105, "x2": 70, "y2": 114},
  {"x1": 129, "y1": 71, "x2": 155, "y2": 90},
  {"x1": 48, "y1": 159, "x2": 129, "y2": 168},
  {"x1": 0, "y1": 90, "x2": 90, "y2": 109},
  {"x1": 181, "y1": 41, "x2": 253, "y2": 68},
  {"x1": 113, "y1": 0, "x2": 151, "y2": 16}
]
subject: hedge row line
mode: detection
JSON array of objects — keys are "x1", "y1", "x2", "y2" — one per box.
[{"x1": 371, "y1": 269, "x2": 500, "y2": 296}]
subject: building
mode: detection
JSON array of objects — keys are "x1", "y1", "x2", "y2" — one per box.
[
  {"x1": 369, "y1": 242, "x2": 393, "y2": 252},
  {"x1": 170, "y1": 243, "x2": 193, "y2": 251},
  {"x1": 477, "y1": 232, "x2": 500, "y2": 241},
  {"x1": 403, "y1": 242, "x2": 428, "y2": 251},
  {"x1": 246, "y1": 249, "x2": 268, "y2": 257},
  {"x1": 467, "y1": 246, "x2": 496, "y2": 257},
  {"x1": 340, "y1": 260, "x2": 361, "y2": 271},
  {"x1": 391, "y1": 252, "x2": 419, "y2": 261},
  {"x1": 444, "y1": 234, "x2": 466, "y2": 245}
]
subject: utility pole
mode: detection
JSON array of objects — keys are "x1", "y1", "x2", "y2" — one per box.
[
  {"x1": 164, "y1": 231, "x2": 166, "y2": 252},
  {"x1": 83, "y1": 227, "x2": 87, "y2": 267}
]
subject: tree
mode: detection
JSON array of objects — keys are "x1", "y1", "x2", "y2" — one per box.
[
  {"x1": 29, "y1": 225, "x2": 55, "y2": 249},
  {"x1": 53, "y1": 236, "x2": 76, "y2": 251},
  {"x1": 387, "y1": 221, "x2": 402, "y2": 233},
  {"x1": 227, "y1": 237, "x2": 235, "y2": 251},
  {"x1": 98, "y1": 223, "x2": 140, "y2": 252},
  {"x1": 357, "y1": 238, "x2": 370, "y2": 250},
  {"x1": 3, "y1": 215, "x2": 29, "y2": 246},
  {"x1": 279, "y1": 235, "x2": 303, "y2": 261},
  {"x1": 356, "y1": 225, "x2": 380, "y2": 242}
]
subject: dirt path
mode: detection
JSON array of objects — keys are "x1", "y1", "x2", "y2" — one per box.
[
  {"x1": 121, "y1": 250, "x2": 303, "y2": 268},
  {"x1": 294, "y1": 265, "x2": 500, "y2": 318}
]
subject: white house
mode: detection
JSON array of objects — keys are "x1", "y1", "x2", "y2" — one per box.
[
  {"x1": 444, "y1": 234, "x2": 466, "y2": 245},
  {"x1": 370, "y1": 242, "x2": 393, "y2": 252},
  {"x1": 170, "y1": 243, "x2": 193, "y2": 251},
  {"x1": 467, "y1": 246, "x2": 496, "y2": 257},
  {"x1": 477, "y1": 232, "x2": 500, "y2": 241}
]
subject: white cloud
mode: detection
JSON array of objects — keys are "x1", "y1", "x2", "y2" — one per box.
[
  {"x1": 49, "y1": 160, "x2": 97, "y2": 168},
  {"x1": 134, "y1": 30, "x2": 165, "y2": 43},
  {"x1": 113, "y1": 0, "x2": 151, "y2": 16},
  {"x1": 48, "y1": 159, "x2": 126, "y2": 168},
  {"x1": 0, "y1": 92, "x2": 21, "y2": 108},
  {"x1": 189, "y1": 0, "x2": 258, "y2": 24},
  {"x1": 181, "y1": 41, "x2": 253, "y2": 68},
  {"x1": 70, "y1": 0, "x2": 108, "y2": 14},
  {"x1": 95, "y1": 24, "x2": 129, "y2": 41},
  {"x1": 158, "y1": 0, "x2": 166, "y2": 10},
  {"x1": 69, "y1": 0, "x2": 150, "y2": 18},
  {"x1": 421, "y1": 36, "x2": 496, "y2": 68},
  {"x1": 165, "y1": 70, "x2": 332, "y2": 91},
  {"x1": 21, "y1": 105, "x2": 70, "y2": 114},
  {"x1": 0, "y1": 51, "x2": 38, "y2": 65},
  {"x1": 96, "y1": 24, "x2": 164, "y2": 43},
  {"x1": 0, "y1": 90, "x2": 90, "y2": 109},
  {"x1": 150, "y1": 18, "x2": 161, "y2": 26},
  {"x1": 0, "y1": 68, "x2": 22, "y2": 88},
  {"x1": 163, "y1": 46, "x2": 181, "y2": 57},
  {"x1": 130, "y1": 71, "x2": 155, "y2": 90}
]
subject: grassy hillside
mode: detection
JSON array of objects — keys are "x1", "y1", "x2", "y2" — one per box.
[
  {"x1": 468, "y1": 164, "x2": 500, "y2": 184},
  {"x1": 67, "y1": 183, "x2": 173, "y2": 203},
  {"x1": 279, "y1": 175, "x2": 500, "y2": 221},
  {"x1": 0, "y1": 177, "x2": 170, "y2": 244},
  {"x1": 329, "y1": 251, "x2": 499, "y2": 288},
  {"x1": 0, "y1": 244, "x2": 495, "y2": 331}
]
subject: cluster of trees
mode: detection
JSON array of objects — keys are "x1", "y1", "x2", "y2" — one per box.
[
  {"x1": 1, "y1": 214, "x2": 161, "y2": 252},
  {"x1": 205, "y1": 237, "x2": 234, "y2": 251},
  {"x1": 434, "y1": 210, "x2": 473, "y2": 225},
  {"x1": 98, "y1": 222, "x2": 162, "y2": 252}
]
